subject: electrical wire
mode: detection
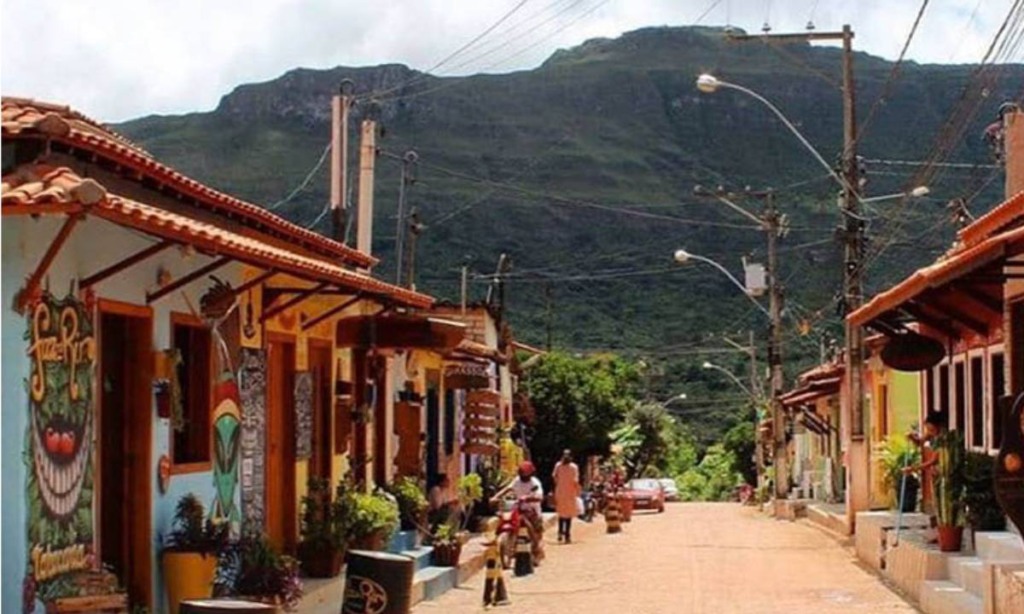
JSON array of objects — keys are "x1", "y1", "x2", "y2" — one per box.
[
  {"x1": 855, "y1": 0, "x2": 932, "y2": 142},
  {"x1": 359, "y1": 0, "x2": 532, "y2": 101},
  {"x1": 267, "y1": 142, "x2": 331, "y2": 211}
]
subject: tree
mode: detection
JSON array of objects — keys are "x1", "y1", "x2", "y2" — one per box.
[
  {"x1": 676, "y1": 444, "x2": 744, "y2": 501},
  {"x1": 611, "y1": 403, "x2": 673, "y2": 480},
  {"x1": 523, "y1": 352, "x2": 641, "y2": 485}
]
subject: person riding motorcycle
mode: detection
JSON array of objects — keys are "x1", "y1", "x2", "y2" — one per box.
[{"x1": 493, "y1": 461, "x2": 545, "y2": 562}]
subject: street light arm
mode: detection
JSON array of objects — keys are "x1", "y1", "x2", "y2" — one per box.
[
  {"x1": 716, "y1": 81, "x2": 858, "y2": 198},
  {"x1": 704, "y1": 362, "x2": 754, "y2": 398},
  {"x1": 714, "y1": 194, "x2": 766, "y2": 227},
  {"x1": 688, "y1": 254, "x2": 772, "y2": 319}
]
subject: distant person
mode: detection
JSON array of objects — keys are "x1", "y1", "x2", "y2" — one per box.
[
  {"x1": 903, "y1": 412, "x2": 946, "y2": 541},
  {"x1": 552, "y1": 449, "x2": 581, "y2": 543}
]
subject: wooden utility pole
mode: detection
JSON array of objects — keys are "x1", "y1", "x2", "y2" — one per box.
[
  {"x1": 394, "y1": 150, "x2": 418, "y2": 285},
  {"x1": 460, "y1": 265, "x2": 469, "y2": 314},
  {"x1": 729, "y1": 25, "x2": 863, "y2": 515},
  {"x1": 403, "y1": 209, "x2": 423, "y2": 290},
  {"x1": 764, "y1": 192, "x2": 787, "y2": 501},
  {"x1": 330, "y1": 80, "x2": 355, "y2": 243}
]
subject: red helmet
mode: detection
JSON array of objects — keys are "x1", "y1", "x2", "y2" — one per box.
[{"x1": 518, "y1": 461, "x2": 535, "y2": 476}]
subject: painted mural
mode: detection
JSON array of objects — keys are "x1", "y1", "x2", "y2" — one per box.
[
  {"x1": 23, "y1": 290, "x2": 97, "y2": 609},
  {"x1": 212, "y1": 371, "x2": 242, "y2": 531},
  {"x1": 295, "y1": 371, "x2": 314, "y2": 460},
  {"x1": 238, "y1": 348, "x2": 267, "y2": 530}
]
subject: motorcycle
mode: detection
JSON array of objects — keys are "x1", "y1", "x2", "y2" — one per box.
[{"x1": 494, "y1": 495, "x2": 542, "y2": 572}]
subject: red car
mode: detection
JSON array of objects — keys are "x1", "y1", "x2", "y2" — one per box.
[{"x1": 625, "y1": 478, "x2": 666, "y2": 513}]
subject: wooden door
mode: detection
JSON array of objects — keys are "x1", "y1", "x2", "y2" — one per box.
[
  {"x1": 308, "y1": 341, "x2": 333, "y2": 483},
  {"x1": 372, "y1": 357, "x2": 388, "y2": 486},
  {"x1": 394, "y1": 402, "x2": 422, "y2": 477},
  {"x1": 266, "y1": 334, "x2": 296, "y2": 552},
  {"x1": 98, "y1": 303, "x2": 152, "y2": 610}
]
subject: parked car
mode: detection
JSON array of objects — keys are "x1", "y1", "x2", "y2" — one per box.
[
  {"x1": 625, "y1": 478, "x2": 665, "y2": 513},
  {"x1": 658, "y1": 478, "x2": 680, "y2": 502}
]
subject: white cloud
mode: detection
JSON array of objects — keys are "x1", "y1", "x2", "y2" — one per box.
[{"x1": 1, "y1": 0, "x2": 1017, "y2": 122}]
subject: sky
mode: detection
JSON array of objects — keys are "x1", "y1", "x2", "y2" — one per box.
[{"x1": 1, "y1": 0, "x2": 1018, "y2": 122}]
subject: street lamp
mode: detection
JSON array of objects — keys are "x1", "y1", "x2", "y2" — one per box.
[
  {"x1": 673, "y1": 249, "x2": 771, "y2": 319},
  {"x1": 696, "y1": 73, "x2": 859, "y2": 201},
  {"x1": 702, "y1": 360, "x2": 754, "y2": 399},
  {"x1": 662, "y1": 392, "x2": 688, "y2": 407},
  {"x1": 859, "y1": 185, "x2": 930, "y2": 204}
]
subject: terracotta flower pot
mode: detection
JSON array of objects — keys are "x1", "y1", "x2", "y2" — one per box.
[
  {"x1": 299, "y1": 543, "x2": 345, "y2": 578},
  {"x1": 431, "y1": 542, "x2": 462, "y2": 567},
  {"x1": 163, "y1": 551, "x2": 218, "y2": 614},
  {"x1": 936, "y1": 525, "x2": 964, "y2": 552},
  {"x1": 350, "y1": 531, "x2": 388, "y2": 551}
]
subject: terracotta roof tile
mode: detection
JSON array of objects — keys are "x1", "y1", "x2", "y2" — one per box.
[
  {"x1": 1, "y1": 165, "x2": 432, "y2": 309},
  {"x1": 1, "y1": 96, "x2": 374, "y2": 268},
  {"x1": 958, "y1": 190, "x2": 1024, "y2": 248}
]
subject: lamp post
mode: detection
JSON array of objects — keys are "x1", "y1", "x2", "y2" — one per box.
[
  {"x1": 702, "y1": 361, "x2": 754, "y2": 399},
  {"x1": 859, "y1": 186, "x2": 930, "y2": 204},
  {"x1": 672, "y1": 249, "x2": 771, "y2": 319}
]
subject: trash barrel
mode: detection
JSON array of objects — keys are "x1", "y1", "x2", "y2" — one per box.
[{"x1": 342, "y1": 550, "x2": 414, "y2": 614}]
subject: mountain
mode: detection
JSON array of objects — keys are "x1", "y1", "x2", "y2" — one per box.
[{"x1": 116, "y1": 25, "x2": 1021, "y2": 368}]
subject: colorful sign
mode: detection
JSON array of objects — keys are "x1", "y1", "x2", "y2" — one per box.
[
  {"x1": 212, "y1": 372, "x2": 242, "y2": 531},
  {"x1": 24, "y1": 291, "x2": 97, "y2": 608}
]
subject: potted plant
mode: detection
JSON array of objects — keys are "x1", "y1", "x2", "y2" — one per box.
[
  {"x1": 162, "y1": 494, "x2": 229, "y2": 614},
  {"x1": 964, "y1": 451, "x2": 1006, "y2": 532},
  {"x1": 297, "y1": 477, "x2": 346, "y2": 578},
  {"x1": 215, "y1": 533, "x2": 303, "y2": 611},
  {"x1": 345, "y1": 488, "x2": 399, "y2": 551},
  {"x1": 880, "y1": 434, "x2": 921, "y2": 512},
  {"x1": 389, "y1": 476, "x2": 428, "y2": 533},
  {"x1": 934, "y1": 430, "x2": 966, "y2": 552},
  {"x1": 429, "y1": 522, "x2": 462, "y2": 567},
  {"x1": 428, "y1": 474, "x2": 483, "y2": 567}
]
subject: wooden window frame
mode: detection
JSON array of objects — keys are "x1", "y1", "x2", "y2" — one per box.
[
  {"x1": 967, "y1": 349, "x2": 986, "y2": 452},
  {"x1": 988, "y1": 347, "x2": 1007, "y2": 455},
  {"x1": 952, "y1": 357, "x2": 967, "y2": 434},
  {"x1": 169, "y1": 312, "x2": 213, "y2": 474}
]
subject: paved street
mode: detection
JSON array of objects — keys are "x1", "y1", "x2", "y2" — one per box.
[{"x1": 415, "y1": 503, "x2": 917, "y2": 614}]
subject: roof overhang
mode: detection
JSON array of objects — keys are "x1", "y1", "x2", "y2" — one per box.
[
  {"x1": 336, "y1": 315, "x2": 465, "y2": 350},
  {"x1": 848, "y1": 224, "x2": 1024, "y2": 338}
]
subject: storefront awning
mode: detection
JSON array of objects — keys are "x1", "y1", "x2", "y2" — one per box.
[
  {"x1": 335, "y1": 314, "x2": 465, "y2": 349},
  {"x1": 848, "y1": 221, "x2": 1024, "y2": 337},
  {"x1": 447, "y1": 340, "x2": 507, "y2": 364}
]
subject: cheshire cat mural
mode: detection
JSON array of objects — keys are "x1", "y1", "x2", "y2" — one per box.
[{"x1": 23, "y1": 291, "x2": 97, "y2": 610}]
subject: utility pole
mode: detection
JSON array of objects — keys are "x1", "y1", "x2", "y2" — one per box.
[
  {"x1": 356, "y1": 116, "x2": 378, "y2": 259},
  {"x1": 330, "y1": 80, "x2": 355, "y2": 244},
  {"x1": 545, "y1": 282, "x2": 554, "y2": 351},
  {"x1": 460, "y1": 265, "x2": 469, "y2": 314},
  {"x1": 764, "y1": 192, "x2": 787, "y2": 501},
  {"x1": 403, "y1": 209, "x2": 423, "y2": 290},
  {"x1": 394, "y1": 150, "x2": 418, "y2": 286},
  {"x1": 695, "y1": 184, "x2": 786, "y2": 499},
  {"x1": 728, "y1": 24, "x2": 864, "y2": 518}
]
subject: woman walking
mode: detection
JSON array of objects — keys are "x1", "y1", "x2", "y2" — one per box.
[{"x1": 552, "y1": 449, "x2": 581, "y2": 543}]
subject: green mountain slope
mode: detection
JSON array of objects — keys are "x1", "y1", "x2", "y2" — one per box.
[{"x1": 116, "y1": 26, "x2": 1020, "y2": 362}]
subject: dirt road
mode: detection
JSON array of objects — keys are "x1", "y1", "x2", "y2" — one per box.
[{"x1": 415, "y1": 502, "x2": 917, "y2": 614}]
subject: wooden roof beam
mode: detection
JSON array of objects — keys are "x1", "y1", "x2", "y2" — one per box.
[
  {"x1": 921, "y1": 293, "x2": 990, "y2": 335},
  {"x1": 80, "y1": 239, "x2": 176, "y2": 290},
  {"x1": 15, "y1": 214, "x2": 81, "y2": 313},
  {"x1": 301, "y1": 293, "x2": 364, "y2": 331},
  {"x1": 261, "y1": 281, "x2": 330, "y2": 323},
  {"x1": 900, "y1": 302, "x2": 960, "y2": 339},
  {"x1": 146, "y1": 256, "x2": 232, "y2": 304}
]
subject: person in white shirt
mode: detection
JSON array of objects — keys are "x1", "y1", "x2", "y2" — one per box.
[{"x1": 495, "y1": 461, "x2": 545, "y2": 561}]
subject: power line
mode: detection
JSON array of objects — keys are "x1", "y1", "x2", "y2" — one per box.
[
  {"x1": 360, "y1": 0, "x2": 533, "y2": 101},
  {"x1": 855, "y1": 0, "x2": 932, "y2": 142},
  {"x1": 268, "y1": 142, "x2": 331, "y2": 211}
]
